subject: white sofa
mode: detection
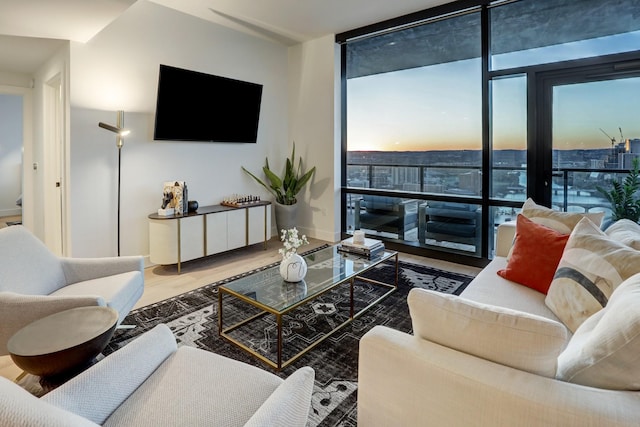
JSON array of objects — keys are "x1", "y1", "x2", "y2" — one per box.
[
  {"x1": 358, "y1": 221, "x2": 640, "y2": 426},
  {"x1": 0, "y1": 324, "x2": 315, "y2": 426}
]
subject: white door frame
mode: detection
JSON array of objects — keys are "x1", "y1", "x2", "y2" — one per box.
[{"x1": 42, "y1": 74, "x2": 66, "y2": 255}]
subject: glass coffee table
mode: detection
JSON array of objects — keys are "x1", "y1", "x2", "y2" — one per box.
[{"x1": 218, "y1": 245, "x2": 398, "y2": 370}]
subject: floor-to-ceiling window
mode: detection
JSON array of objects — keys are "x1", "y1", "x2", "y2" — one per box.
[{"x1": 338, "y1": 0, "x2": 640, "y2": 266}]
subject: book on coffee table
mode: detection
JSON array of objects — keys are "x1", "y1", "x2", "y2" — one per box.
[{"x1": 338, "y1": 237, "x2": 385, "y2": 257}]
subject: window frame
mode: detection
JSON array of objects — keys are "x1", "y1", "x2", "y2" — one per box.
[{"x1": 337, "y1": 0, "x2": 640, "y2": 266}]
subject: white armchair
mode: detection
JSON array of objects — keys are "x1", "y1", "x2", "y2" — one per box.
[
  {"x1": 0, "y1": 324, "x2": 315, "y2": 427},
  {"x1": 0, "y1": 225, "x2": 144, "y2": 355}
]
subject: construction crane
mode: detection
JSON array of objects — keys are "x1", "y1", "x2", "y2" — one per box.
[
  {"x1": 619, "y1": 127, "x2": 625, "y2": 143},
  {"x1": 600, "y1": 128, "x2": 616, "y2": 148}
]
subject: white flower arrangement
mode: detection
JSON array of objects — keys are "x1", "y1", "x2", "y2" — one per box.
[{"x1": 278, "y1": 227, "x2": 309, "y2": 259}]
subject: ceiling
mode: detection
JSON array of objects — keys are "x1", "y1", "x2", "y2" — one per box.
[{"x1": 0, "y1": 0, "x2": 450, "y2": 75}]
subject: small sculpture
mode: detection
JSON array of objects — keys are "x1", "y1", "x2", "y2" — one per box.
[{"x1": 161, "y1": 191, "x2": 174, "y2": 209}]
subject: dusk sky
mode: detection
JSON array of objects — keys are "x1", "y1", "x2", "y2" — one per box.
[{"x1": 347, "y1": 31, "x2": 640, "y2": 152}]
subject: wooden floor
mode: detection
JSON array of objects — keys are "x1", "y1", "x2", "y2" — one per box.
[
  {"x1": 0, "y1": 236, "x2": 481, "y2": 381},
  {"x1": 0, "y1": 215, "x2": 21, "y2": 229}
]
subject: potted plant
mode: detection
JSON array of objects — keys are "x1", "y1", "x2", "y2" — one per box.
[
  {"x1": 597, "y1": 157, "x2": 640, "y2": 226},
  {"x1": 242, "y1": 143, "x2": 316, "y2": 231}
]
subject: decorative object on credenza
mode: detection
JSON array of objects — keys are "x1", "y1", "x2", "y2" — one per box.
[
  {"x1": 161, "y1": 191, "x2": 174, "y2": 209},
  {"x1": 188, "y1": 200, "x2": 199, "y2": 212},
  {"x1": 241, "y1": 142, "x2": 316, "y2": 231},
  {"x1": 278, "y1": 227, "x2": 309, "y2": 282},
  {"x1": 98, "y1": 110, "x2": 131, "y2": 257},
  {"x1": 162, "y1": 181, "x2": 188, "y2": 215},
  {"x1": 220, "y1": 194, "x2": 261, "y2": 207},
  {"x1": 157, "y1": 208, "x2": 175, "y2": 216}
]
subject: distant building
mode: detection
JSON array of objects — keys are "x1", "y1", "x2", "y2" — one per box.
[
  {"x1": 618, "y1": 138, "x2": 640, "y2": 169},
  {"x1": 458, "y1": 170, "x2": 482, "y2": 195}
]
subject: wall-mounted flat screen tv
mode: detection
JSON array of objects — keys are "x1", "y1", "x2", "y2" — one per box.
[{"x1": 153, "y1": 64, "x2": 263, "y2": 143}]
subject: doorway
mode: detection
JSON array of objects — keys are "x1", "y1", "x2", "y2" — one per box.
[
  {"x1": 0, "y1": 93, "x2": 23, "y2": 224},
  {"x1": 537, "y1": 61, "x2": 640, "y2": 215}
]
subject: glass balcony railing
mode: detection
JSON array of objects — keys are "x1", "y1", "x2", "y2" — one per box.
[{"x1": 345, "y1": 162, "x2": 629, "y2": 258}]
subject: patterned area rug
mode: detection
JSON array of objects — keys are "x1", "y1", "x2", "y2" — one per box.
[{"x1": 104, "y1": 246, "x2": 475, "y2": 426}]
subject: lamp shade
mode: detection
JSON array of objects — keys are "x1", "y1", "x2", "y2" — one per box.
[{"x1": 98, "y1": 122, "x2": 130, "y2": 136}]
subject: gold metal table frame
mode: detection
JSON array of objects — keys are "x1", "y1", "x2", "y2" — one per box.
[{"x1": 218, "y1": 246, "x2": 398, "y2": 371}]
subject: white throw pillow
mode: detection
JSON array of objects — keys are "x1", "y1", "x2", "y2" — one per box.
[
  {"x1": 521, "y1": 198, "x2": 605, "y2": 233},
  {"x1": 557, "y1": 273, "x2": 640, "y2": 390},
  {"x1": 545, "y1": 217, "x2": 640, "y2": 332},
  {"x1": 407, "y1": 288, "x2": 568, "y2": 377},
  {"x1": 605, "y1": 219, "x2": 640, "y2": 250}
]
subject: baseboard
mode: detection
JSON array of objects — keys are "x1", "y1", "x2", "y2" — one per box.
[{"x1": 0, "y1": 208, "x2": 21, "y2": 217}]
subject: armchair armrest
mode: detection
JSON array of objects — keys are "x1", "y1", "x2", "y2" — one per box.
[
  {"x1": 397, "y1": 199, "x2": 418, "y2": 215},
  {"x1": 495, "y1": 221, "x2": 516, "y2": 257},
  {"x1": 0, "y1": 292, "x2": 104, "y2": 356},
  {"x1": 354, "y1": 198, "x2": 363, "y2": 229},
  {"x1": 418, "y1": 203, "x2": 427, "y2": 242},
  {"x1": 244, "y1": 367, "x2": 315, "y2": 427},
  {"x1": 61, "y1": 256, "x2": 144, "y2": 285},
  {"x1": 42, "y1": 324, "x2": 177, "y2": 425}
]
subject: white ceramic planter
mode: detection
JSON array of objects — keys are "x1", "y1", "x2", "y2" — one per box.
[{"x1": 274, "y1": 202, "x2": 299, "y2": 233}]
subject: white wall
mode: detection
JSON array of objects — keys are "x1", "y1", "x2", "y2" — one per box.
[
  {"x1": 288, "y1": 35, "x2": 341, "y2": 243},
  {"x1": 0, "y1": 94, "x2": 23, "y2": 216},
  {"x1": 1, "y1": 0, "x2": 344, "y2": 259},
  {"x1": 67, "y1": 1, "x2": 293, "y2": 258}
]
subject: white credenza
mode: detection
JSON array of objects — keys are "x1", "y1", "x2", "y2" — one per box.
[{"x1": 148, "y1": 202, "x2": 271, "y2": 273}]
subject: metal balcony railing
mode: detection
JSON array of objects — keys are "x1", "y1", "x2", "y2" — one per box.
[{"x1": 346, "y1": 162, "x2": 628, "y2": 214}]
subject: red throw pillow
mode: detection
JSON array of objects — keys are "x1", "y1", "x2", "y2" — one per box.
[{"x1": 497, "y1": 214, "x2": 570, "y2": 294}]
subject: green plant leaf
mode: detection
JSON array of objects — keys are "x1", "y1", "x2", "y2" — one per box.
[
  {"x1": 241, "y1": 142, "x2": 316, "y2": 206},
  {"x1": 598, "y1": 157, "x2": 640, "y2": 222}
]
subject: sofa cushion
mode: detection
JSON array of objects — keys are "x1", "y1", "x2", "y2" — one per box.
[
  {"x1": 546, "y1": 217, "x2": 640, "y2": 332},
  {"x1": 426, "y1": 221, "x2": 476, "y2": 237},
  {"x1": 460, "y1": 256, "x2": 561, "y2": 321},
  {"x1": 408, "y1": 288, "x2": 568, "y2": 377},
  {"x1": 521, "y1": 198, "x2": 604, "y2": 233},
  {"x1": 50, "y1": 271, "x2": 144, "y2": 324},
  {"x1": 103, "y1": 346, "x2": 282, "y2": 427},
  {"x1": 44, "y1": 323, "x2": 178, "y2": 425},
  {"x1": 497, "y1": 215, "x2": 569, "y2": 294},
  {"x1": 605, "y1": 219, "x2": 640, "y2": 250},
  {"x1": 556, "y1": 273, "x2": 640, "y2": 390}
]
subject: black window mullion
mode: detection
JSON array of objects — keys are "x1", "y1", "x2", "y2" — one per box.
[{"x1": 480, "y1": 4, "x2": 490, "y2": 258}]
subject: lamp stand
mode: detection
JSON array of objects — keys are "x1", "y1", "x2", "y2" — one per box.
[
  {"x1": 99, "y1": 111, "x2": 128, "y2": 257},
  {"x1": 116, "y1": 110, "x2": 124, "y2": 257}
]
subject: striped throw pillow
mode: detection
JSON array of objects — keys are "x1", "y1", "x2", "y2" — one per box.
[{"x1": 545, "y1": 217, "x2": 640, "y2": 332}]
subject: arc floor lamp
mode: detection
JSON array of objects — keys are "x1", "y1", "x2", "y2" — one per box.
[{"x1": 98, "y1": 111, "x2": 130, "y2": 256}]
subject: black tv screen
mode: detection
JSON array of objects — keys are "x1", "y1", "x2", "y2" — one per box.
[{"x1": 153, "y1": 64, "x2": 263, "y2": 143}]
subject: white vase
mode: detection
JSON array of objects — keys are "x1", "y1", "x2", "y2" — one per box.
[{"x1": 279, "y1": 253, "x2": 307, "y2": 282}]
